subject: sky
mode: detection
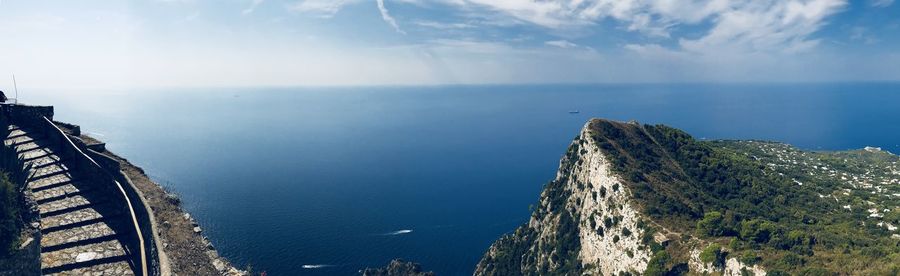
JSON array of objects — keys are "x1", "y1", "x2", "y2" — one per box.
[{"x1": 1, "y1": 0, "x2": 899, "y2": 89}]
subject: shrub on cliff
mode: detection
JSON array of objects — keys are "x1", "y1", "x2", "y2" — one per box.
[
  {"x1": 739, "y1": 219, "x2": 777, "y2": 244},
  {"x1": 740, "y1": 251, "x2": 759, "y2": 265},
  {"x1": 696, "y1": 211, "x2": 725, "y2": 237},
  {"x1": 699, "y1": 243, "x2": 724, "y2": 267},
  {"x1": 0, "y1": 172, "x2": 20, "y2": 256},
  {"x1": 644, "y1": 251, "x2": 670, "y2": 276}
]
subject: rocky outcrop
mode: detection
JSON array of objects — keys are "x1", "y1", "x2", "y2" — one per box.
[
  {"x1": 688, "y1": 247, "x2": 766, "y2": 276},
  {"x1": 476, "y1": 121, "x2": 661, "y2": 275},
  {"x1": 360, "y1": 259, "x2": 435, "y2": 276}
]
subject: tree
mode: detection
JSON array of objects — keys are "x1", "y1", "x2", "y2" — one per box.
[
  {"x1": 697, "y1": 211, "x2": 726, "y2": 237},
  {"x1": 699, "y1": 243, "x2": 724, "y2": 267},
  {"x1": 740, "y1": 251, "x2": 759, "y2": 265},
  {"x1": 740, "y1": 219, "x2": 777, "y2": 244}
]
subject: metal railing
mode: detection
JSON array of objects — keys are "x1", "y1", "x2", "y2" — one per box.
[{"x1": 41, "y1": 117, "x2": 150, "y2": 275}]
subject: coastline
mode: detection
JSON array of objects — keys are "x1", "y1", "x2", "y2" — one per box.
[{"x1": 57, "y1": 123, "x2": 246, "y2": 275}]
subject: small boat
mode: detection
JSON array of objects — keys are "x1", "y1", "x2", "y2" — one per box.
[{"x1": 568, "y1": 110, "x2": 580, "y2": 114}]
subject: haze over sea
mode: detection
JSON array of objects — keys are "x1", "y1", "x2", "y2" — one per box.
[{"x1": 25, "y1": 83, "x2": 900, "y2": 275}]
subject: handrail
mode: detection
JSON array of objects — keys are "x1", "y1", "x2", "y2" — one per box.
[{"x1": 41, "y1": 117, "x2": 149, "y2": 276}]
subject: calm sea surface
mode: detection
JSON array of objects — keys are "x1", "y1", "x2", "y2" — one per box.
[{"x1": 23, "y1": 83, "x2": 900, "y2": 275}]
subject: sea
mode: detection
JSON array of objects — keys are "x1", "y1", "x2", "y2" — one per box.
[{"x1": 21, "y1": 83, "x2": 900, "y2": 275}]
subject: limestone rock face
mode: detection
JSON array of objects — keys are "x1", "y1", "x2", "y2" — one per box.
[
  {"x1": 475, "y1": 121, "x2": 660, "y2": 275},
  {"x1": 569, "y1": 125, "x2": 652, "y2": 275}
]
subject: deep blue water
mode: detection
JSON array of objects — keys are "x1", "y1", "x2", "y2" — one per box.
[{"x1": 23, "y1": 83, "x2": 900, "y2": 275}]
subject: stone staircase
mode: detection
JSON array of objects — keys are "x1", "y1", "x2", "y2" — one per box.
[{"x1": 5, "y1": 125, "x2": 138, "y2": 275}]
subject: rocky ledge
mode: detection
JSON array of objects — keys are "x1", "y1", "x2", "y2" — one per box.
[{"x1": 359, "y1": 259, "x2": 435, "y2": 276}]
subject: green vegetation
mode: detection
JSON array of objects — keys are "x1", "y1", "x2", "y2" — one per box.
[
  {"x1": 0, "y1": 125, "x2": 29, "y2": 256},
  {"x1": 696, "y1": 211, "x2": 725, "y2": 237},
  {"x1": 588, "y1": 120, "x2": 900, "y2": 274},
  {"x1": 0, "y1": 172, "x2": 19, "y2": 255},
  {"x1": 644, "y1": 251, "x2": 668, "y2": 275},
  {"x1": 478, "y1": 119, "x2": 900, "y2": 275},
  {"x1": 475, "y1": 226, "x2": 535, "y2": 276},
  {"x1": 739, "y1": 250, "x2": 759, "y2": 265},
  {"x1": 699, "y1": 243, "x2": 724, "y2": 266}
]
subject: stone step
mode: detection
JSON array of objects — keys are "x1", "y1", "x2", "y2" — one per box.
[
  {"x1": 22, "y1": 149, "x2": 56, "y2": 163},
  {"x1": 31, "y1": 156, "x2": 67, "y2": 169},
  {"x1": 34, "y1": 184, "x2": 94, "y2": 205},
  {"x1": 8, "y1": 136, "x2": 47, "y2": 147},
  {"x1": 41, "y1": 220, "x2": 121, "y2": 250},
  {"x1": 4, "y1": 134, "x2": 45, "y2": 146},
  {"x1": 14, "y1": 139, "x2": 46, "y2": 151},
  {"x1": 40, "y1": 239, "x2": 131, "y2": 275},
  {"x1": 4, "y1": 131, "x2": 29, "y2": 140},
  {"x1": 25, "y1": 153, "x2": 64, "y2": 168},
  {"x1": 8, "y1": 128, "x2": 27, "y2": 137},
  {"x1": 41, "y1": 204, "x2": 124, "y2": 231},
  {"x1": 39, "y1": 195, "x2": 108, "y2": 217},
  {"x1": 28, "y1": 173, "x2": 76, "y2": 191},
  {"x1": 31, "y1": 163, "x2": 72, "y2": 180},
  {"x1": 43, "y1": 258, "x2": 134, "y2": 276},
  {"x1": 44, "y1": 259, "x2": 134, "y2": 276},
  {"x1": 18, "y1": 146, "x2": 53, "y2": 160},
  {"x1": 31, "y1": 181, "x2": 91, "y2": 200}
]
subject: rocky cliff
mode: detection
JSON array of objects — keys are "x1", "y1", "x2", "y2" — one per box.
[
  {"x1": 475, "y1": 119, "x2": 900, "y2": 275},
  {"x1": 360, "y1": 259, "x2": 435, "y2": 276}
]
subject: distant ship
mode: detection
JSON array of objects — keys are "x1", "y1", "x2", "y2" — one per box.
[{"x1": 568, "y1": 110, "x2": 580, "y2": 114}]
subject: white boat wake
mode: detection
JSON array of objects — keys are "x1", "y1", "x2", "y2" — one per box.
[
  {"x1": 302, "y1": 264, "x2": 335, "y2": 269},
  {"x1": 381, "y1": 229, "x2": 413, "y2": 236}
]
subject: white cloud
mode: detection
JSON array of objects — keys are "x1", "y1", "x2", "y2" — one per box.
[
  {"x1": 443, "y1": 0, "x2": 729, "y2": 34},
  {"x1": 871, "y1": 0, "x2": 894, "y2": 7},
  {"x1": 3, "y1": 0, "x2": 892, "y2": 89},
  {"x1": 242, "y1": 0, "x2": 265, "y2": 15},
  {"x1": 413, "y1": 20, "x2": 475, "y2": 29},
  {"x1": 376, "y1": 0, "x2": 405, "y2": 34},
  {"x1": 443, "y1": 0, "x2": 845, "y2": 55},
  {"x1": 288, "y1": 0, "x2": 356, "y2": 18},
  {"x1": 285, "y1": 0, "x2": 409, "y2": 33},
  {"x1": 678, "y1": 0, "x2": 846, "y2": 54},
  {"x1": 424, "y1": 38, "x2": 518, "y2": 54},
  {"x1": 545, "y1": 40, "x2": 578, "y2": 48}
]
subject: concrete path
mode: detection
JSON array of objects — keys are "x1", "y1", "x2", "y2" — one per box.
[{"x1": 5, "y1": 125, "x2": 137, "y2": 275}]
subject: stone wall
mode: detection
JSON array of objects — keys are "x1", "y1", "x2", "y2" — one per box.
[{"x1": 0, "y1": 104, "x2": 53, "y2": 128}]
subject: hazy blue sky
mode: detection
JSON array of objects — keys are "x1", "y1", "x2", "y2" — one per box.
[{"x1": 1, "y1": 0, "x2": 899, "y2": 89}]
